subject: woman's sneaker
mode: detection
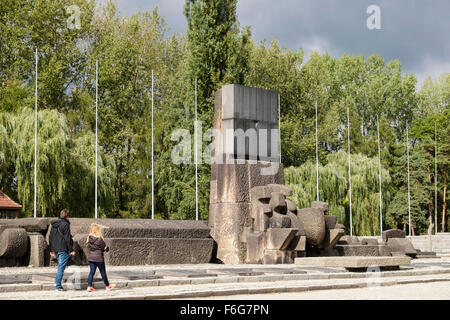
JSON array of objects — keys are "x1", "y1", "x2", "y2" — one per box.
[
  {"x1": 86, "y1": 286, "x2": 95, "y2": 292},
  {"x1": 106, "y1": 284, "x2": 116, "y2": 291}
]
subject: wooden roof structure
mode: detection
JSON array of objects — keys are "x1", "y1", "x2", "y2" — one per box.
[{"x1": 0, "y1": 191, "x2": 22, "y2": 210}]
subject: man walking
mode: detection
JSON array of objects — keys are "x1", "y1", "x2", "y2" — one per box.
[{"x1": 49, "y1": 209, "x2": 75, "y2": 291}]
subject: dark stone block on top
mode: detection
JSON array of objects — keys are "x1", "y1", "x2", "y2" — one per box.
[
  {"x1": 386, "y1": 238, "x2": 417, "y2": 258},
  {"x1": 335, "y1": 244, "x2": 380, "y2": 256},
  {"x1": 361, "y1": 238, "x2": 379, "y2": 246},
  {"x1": 382, "y1": 229, "x2": 406, "y2": 242},
  {"x1": 0, "y1": 218, "x2": 50, "y2": 234},
  {"x1": 324, "y1": 215, "x2": 337, "y2": 230}
]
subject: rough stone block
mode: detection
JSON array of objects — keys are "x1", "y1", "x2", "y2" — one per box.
[
  {"x1": 246, "y1": 232, "x2": 265, "y2": 264},
  {"x1": 266, "y1": 228, "x2": 297, "y2": 250},
  {"x1": 189, "y1": 238, "x2": 214, "y2": 264},
  {"x1": 286, "y1": 212, "x2": 305, "y2": 236},
  {"x1": 382, "y1": 229, "x2": 406, "y2": 242},
  {"x1": 289, "y1": 235, "x2": 306, "y2": 251},
  {"x1": 0, "y1": 218, "x2": 50, "y2": 234},
  {"x1": 268, "y1": 184, "x2": 292, "y2": 197},
  {"x1": 297, "y1": 208, "x2": 325, "y2": 246},
  {"x1": 72, "y1": 234, "x2": 89, "y2": 265},
  {"x1": 286, "y1": 199, "x2": 297, "y2": 213},
  {"x1": 251, "y1": 203, "x2": 270, "y2": 232},
  {"x1": 215, "y1": 163, "x2": 250, "y2": 203},
  {"x1": 27, "y1": 233, "x2": 47, "y2": 267},
  {"x1": 211, "y1": 202, "x2": 251, "y2": 264},
  {"x1": 249, "y1": 162, "x2": 279, "y2": 189},
  {"x1": 361, "y1": 238, "x2": 379, "y2": 246},
  {"x1": 262, "y1": 249, "x2": 295, "y2": 264},
  {"x1": 67, "y1": 219, "x2": 211, "y2": 239},
  {"x1": 386, "y1": 238, "x2": 417, "y2": 257},
  {"x1": 338, "y1": 235, "x2": 360, "y2": 245},
  {"x1": 335, "y1": 244, "x2": 380, "y2": 256},
  {"x1": 104, "y1": 238, "x2": 152, "y2": 266},
  {"x1": 311, "y1": 201, "x2": 329, "y2": 212},
  {"x1": 104, "y1": 238, "x2": 213, "y2": 266},
  {"x1": 0, "y1": 227, "x2": 28, "y2": 258},
  {"x1": 324, "y1": 215, "x2": 337, "y2": 230},
  {"x1": 378, "y1": 244, "x2": 392, "y2": 256},
  {"x1": 274, "y1": 162, "x2": 284, "y2": 184},
  {"x1": 250, "y1": 186, "x2": 272, "y2": 201},
  {"x1": 323, "y1": 228, "x2": 345, "y2": 249},
  {"x1": 269, "y1": 192, "x2": 286, "y2": 212},
  {"x1": 269, "y1": 212, "x2": 291, "y2": 228},
  {"x1": 209, "y1": 179, "x2": 218, "y2": 206}
]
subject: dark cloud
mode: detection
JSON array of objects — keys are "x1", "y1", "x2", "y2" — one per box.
[{"x1": 101, "y1": 0, "x2": 450, "y2": 87}]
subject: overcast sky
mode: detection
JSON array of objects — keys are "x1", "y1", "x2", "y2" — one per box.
[{"x1": 99, "y1": 0, "x2": 449, "y2": 88}]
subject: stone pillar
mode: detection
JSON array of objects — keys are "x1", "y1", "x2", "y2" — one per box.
[
  {"x1": 209, "y1": 85, "x2": 283, "y2": 264},
  {"x1": 27, "y1": 232, "x2": 47, "y2": 267}
]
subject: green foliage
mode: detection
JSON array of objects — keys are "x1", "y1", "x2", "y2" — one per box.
[
  {"x1": 184, "y1": 0, "x2": 250, "y2": 118},
  {"x1": 0, "y1": 108, "x2": 115, "y2": 217},
  {"x1": 285, "y1": 151, "x2": 391, "y2": 236},
  {"x1": 0, "y1": 0, "x2": 447, "y2": 232},
  {"x1": 386, "y1": 145, "x2": 432, "y2": 233}
]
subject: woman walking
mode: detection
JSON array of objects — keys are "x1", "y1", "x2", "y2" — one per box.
[{"x1": 86, "y1": 224, "x2": 115, "y2": 292}]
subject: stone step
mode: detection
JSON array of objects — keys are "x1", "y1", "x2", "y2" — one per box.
[
  {"x1": 294, "y1": 256, "x2": 411, "y2": 271},
  {"x1": 79, "y1": 275, "x2": 450, "y2": 300},
  {"x1": 2, "y1": 267, "x2": 450, "y2": 294}
]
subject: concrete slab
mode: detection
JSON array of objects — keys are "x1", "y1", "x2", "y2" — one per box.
[
  {"x1": 251, "y1": 267, "x2": 306, "y2": 275},
  {"x1": 295, "y1": 256, "x2": 411, "y2": 269},
  {"x1": 294, "y1": 266, "x2": 346, "y2": 274},
  {"x1": 154, "y1": 269, "x2": 217, "y2": 278},
  {"x1": 32, "y1": 271, "x2": 161, "y2": 283},
  {"x1": 206, "y1": 268, "x2": 263, "y2": 276}
]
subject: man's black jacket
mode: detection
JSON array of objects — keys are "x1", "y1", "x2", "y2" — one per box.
[{"x1": 49, "y1": 218, "x2": 74, "y2": 253}]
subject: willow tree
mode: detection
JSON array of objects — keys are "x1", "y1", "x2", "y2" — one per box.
[
  {"x1": 0, "y1": 112, "x2": 16, "y2": 197},
  {"x1": 285, "y1": 150, "x2": 391, "y2": 236},
  {"x1": 0, "y1": 108, "x2": 115, "y2": 217}
]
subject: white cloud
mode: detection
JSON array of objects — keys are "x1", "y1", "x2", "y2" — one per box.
[
  {"x1": 414, "y1": 56, "x2": 450, "y2": 90},
  {"x1": 96, "y1": 0, "x2": 449, "y2": 88}
]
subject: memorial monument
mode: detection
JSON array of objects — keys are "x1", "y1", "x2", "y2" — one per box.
[{"x1": 208, "y1": 84, "x2": 345, "y2": 264}]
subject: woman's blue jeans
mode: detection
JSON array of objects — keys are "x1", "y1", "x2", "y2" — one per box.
[{"x1": 88, "y1": 262, "x2": 110, "y2": 287}]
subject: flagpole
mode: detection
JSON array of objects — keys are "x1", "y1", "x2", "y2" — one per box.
[
  {"x1": 151, "y1": 70, "x2": 154, "y2": 220},
  {"x1": 347, "y1": 106, "x2": 352, "y2": 236},
  {"x1": 377, "y1": 115, "x2": 383, "y2": 234},
  {"x1": 195, "y1": 79, "x2": 198, "y2": 221},
  {"x1": 278, "y1": 94, "x2": 281, "y2": 163},
  {"x1": 34, "y1": 48, "x2": 38, "y2": 218},
  {"x1": 95, "y1": 59, "x2": 98, "y2": 219},
  {"x1": 315, "y1": 100, "x2": 319, "y2": 201},
  {"x1": 434, "y1": 122, "x2": 437, "y2": 234},
  {"x1": 406, "y1": 120, "x2": 411, "y2": 236}
]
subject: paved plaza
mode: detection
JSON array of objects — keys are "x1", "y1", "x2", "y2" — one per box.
[{"x1": 0, "y1": 257, "x2": 449, "y2": 300}]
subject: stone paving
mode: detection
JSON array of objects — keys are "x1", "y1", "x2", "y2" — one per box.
[{"x1": 0, "y1": 257, "x2": 449, "y2": 300}]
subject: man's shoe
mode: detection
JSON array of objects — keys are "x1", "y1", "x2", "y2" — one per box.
[
  {"x1": 106, "y1": 284, "x2": 116, "y2": 291},
  {"x1": 55, "y1": 288, "x2": 65, "y2": 292},
  {"x1": 86, "y1": 286, "x2": 95, "y2": 292}
]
